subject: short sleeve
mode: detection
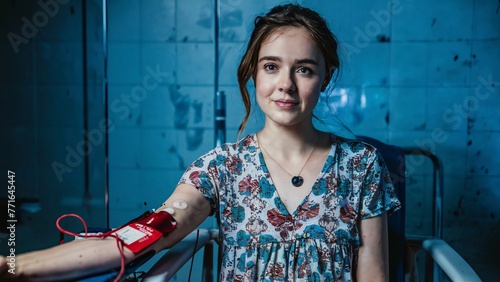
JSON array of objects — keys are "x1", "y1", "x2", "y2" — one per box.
[
  {"x1": 360, "y1": 149, "x2": 401, "y2": 219},
  {"x1": 178, "y1": 149, "x2": 221, "y2": 215}
]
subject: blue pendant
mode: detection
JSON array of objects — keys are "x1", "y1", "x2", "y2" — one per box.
[{"x1": 291, "y1": 176, "x2": 304, "y2": 187}]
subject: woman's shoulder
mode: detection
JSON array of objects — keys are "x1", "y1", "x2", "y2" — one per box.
[
  {"x1": 213, "y1": 134, "x2": 258, "y2": 155},
  {"x1": 331, "y1": 134, "x2": 377, "y2": 155}
]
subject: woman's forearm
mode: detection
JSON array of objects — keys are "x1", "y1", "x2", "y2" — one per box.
[
  {"x1": 10, "y1": 237, "x2": 135, "y2": 281},
  {"x1": 0, "y1": 184, "x2": 211, "y2": 281}
]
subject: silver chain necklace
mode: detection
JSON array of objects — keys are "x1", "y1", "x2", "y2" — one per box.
[{"x1": 259, "y1": 134, "x2": 318, "y2": 187}]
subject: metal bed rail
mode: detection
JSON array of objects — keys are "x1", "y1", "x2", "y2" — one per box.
[
  {"x1": 141, "y1": 229, "x2": 220, "y2": 282},
  {"x1": 403, "y1": 148, "x2": 481, "y2": 281}
]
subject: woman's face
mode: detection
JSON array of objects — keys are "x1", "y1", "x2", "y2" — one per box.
[{"x1": 255, "y1": 27, "x2": 326, "y2": 128}]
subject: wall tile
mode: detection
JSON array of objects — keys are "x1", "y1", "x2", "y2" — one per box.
[
  {"x1": 140, "y1": 0, "x2": 176, "y2": 42},
  {"x1": 463, "y1": 176, "x2": 500, "y2": 218},
  {"x1": 341, "y1": 42, "x2": 390, "y2": 86},
  {"x1": 176, "y1": 128, "x2": 214, "y2": 169},
  {"x1": 218, "y1": 42, "x2": 243, "y2": 86},
  {"x1": 390, "y1": 86, "x2": 471, "y2": 133},
  {"x1": 467, "y1": 132, "x2": 500, "y2": 176},
  {"x1": 392, "y1": 0, "x2": 474, "y2": 41},
  {"x1": 319, "y1": 86, "x2": 389, "y2": 134},
  {"x1": 302, "y1": 0, "x2": 354, "y2": 44},
  {"x1": 432, "y1": 131, "x2": 468, "y2": 175},
  {"x1": 141, "y1": 86, "x2": 176, "y2": 127},
  {"x1": 140, "y1": 169, "x2": 185, "y2": 207},
  {"x1": 107, "y1": 42, "x2": 141, "y2": 84},
  {"x1": 139, "y1": 128, "x2": 179, "y2": 169},
  {"x1": 218, "y1": 0, "x2": 266, "y2": 43},
  {"x1": 0, "y1": 128, "x2": 37, "y2": 194},
  {"x1": 0, "y1": 42, "x2": 35, "y2": 83},
  {"x1": 472, "y1": 0, "x2": 500, "y2": 40},
  {"x1": 108, "y1": 127, "x2": 141, "y2": 168},
  {"x1": 0, "y1": 0, "x2": 35, "y2": 36},
  {"x1": 468, "y1": 86, "x2": 499, "y2": 132},
  {"x1": 394, "y1": 85, "x2": 467, "y2": 133},
  {"x1": 427, "y1": 41, "x2": 472, "y2": 86},
  {"x1": 108, "y1": 168, "x2": 142, "y2": 209},
  {"x1": 37, "y1": 85, "x2": 84, "y2": 127},
  {"x1": 141, "y1": 42, "x2": 176, "y2": 85},
  {"x1": 392, "y1": 41, "x2": 473, "y2": 87},
  {"x1": 107, "y1": 0, "x2": 140, "y2": 41},
  {"x1": 36, "y1": 1, "x2": 82, "y2": 41},
  {"x1": 390, "y1": 87, "x2": 427, "y2": 131},
  {"x1": 168, "y1": 86, "x2": 214, "y2": 129},
  {"x1": 35, "y1": 41, "x2": 83, "y2": 84},
  {"x1": 470, "y1": 40, "x2": 500, "y2": 83},
  {"x1": 390, "y1": 42, "x2": 428, "y2": 87},
  {"x1": 426, "y1": 87, "x2": 470, "y2": 132},
  {"x1": 0, "y1": 85, "x2": 35, "y2": 128},
  {"x1": 177, "y1": 43, "x2": 214, "y2": 84},
  {"x1": 36, "y1": 127, "x2": 87, "y2": 183},
  {"x1": 108, "y1": 85, "x2": 142, "y2": 127},
  {"x1": 38, "y1": 164, "x2": 85, "y2": 209},
  {"x1": 177, "y1": 0, "x2": 214, "y2": 42},
  {"x1": 350, "y1": 0, "x2": 394, "y2": 42}
]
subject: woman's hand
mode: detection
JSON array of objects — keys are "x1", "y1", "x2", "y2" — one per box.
[{"x1": 0, "y1": 256, "x2": 10, "y2": 279}]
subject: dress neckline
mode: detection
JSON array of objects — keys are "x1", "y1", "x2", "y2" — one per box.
[{"x1": 253, "y1": 133, "x2": 337, "y2": 216}]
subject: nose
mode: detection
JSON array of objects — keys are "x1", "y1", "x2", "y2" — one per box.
[{"x1": 277, "y1": 71, "x2": 296, "y2": 93}]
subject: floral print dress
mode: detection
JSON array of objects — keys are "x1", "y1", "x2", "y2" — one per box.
[{"x1": 178, "y1": 134, "x2": 401, "y2": 282}]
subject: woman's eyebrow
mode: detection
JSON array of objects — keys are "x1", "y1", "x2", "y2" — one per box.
[
  {"x1": 258, "y1": 56, "x2": 319, "y2": 66},
  {"x1": 295, "y1": 58, "x2": 319, "y2": 65},
  {"x1": 258, "y1": 56, "x2": 281, "y2": 63}
]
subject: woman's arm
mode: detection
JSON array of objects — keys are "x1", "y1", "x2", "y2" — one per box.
[
  {"x1": 0, "y1": 184, "x2": 211, "y2": 281},
  {"x1": 356, "y1": 213, "x2": 390, "y2": 282}
]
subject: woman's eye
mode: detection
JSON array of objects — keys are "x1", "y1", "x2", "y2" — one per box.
[
  {"x1": 298, "y1": 67, "x2": 312, "y2": 74},
  {"x1": 264, "y1": 64, "x2": 277, "y2": 71}
]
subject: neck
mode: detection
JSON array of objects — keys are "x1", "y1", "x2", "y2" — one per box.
[
  {"x1": 257, "y1": 126, "x2": 329, "y2": 189},
  {"x1": 259, "y1": 125, "x2": 319, "y2": 155}
]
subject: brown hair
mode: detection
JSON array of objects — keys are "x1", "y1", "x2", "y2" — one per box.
[{"x1": 236, "y1": 4, "x2": 341, "y2": 136}]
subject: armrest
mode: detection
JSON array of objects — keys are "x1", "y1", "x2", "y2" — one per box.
[
  {"x1": 141, "y1": 229, "x2": 219, "y2": 282},
  {"x1": 422, "y1": 239, "x2": 481, "y2": 282}
]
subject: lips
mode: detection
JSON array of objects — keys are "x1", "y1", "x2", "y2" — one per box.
[{"x1": 274, "y1": 99, "x2": 298, "y2": 109}]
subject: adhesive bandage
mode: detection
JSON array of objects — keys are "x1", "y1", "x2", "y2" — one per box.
[{"x1": 173, "y1": 200, "x2": 188, "y2": 210}]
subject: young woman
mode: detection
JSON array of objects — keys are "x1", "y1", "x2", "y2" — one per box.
[{"x1": 1, "y1": 4, "x2": 400, "y2": 281}]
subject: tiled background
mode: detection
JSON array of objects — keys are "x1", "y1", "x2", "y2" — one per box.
[{"x1": 1, "y1": 0, "x2": 498, "y2": 281}]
